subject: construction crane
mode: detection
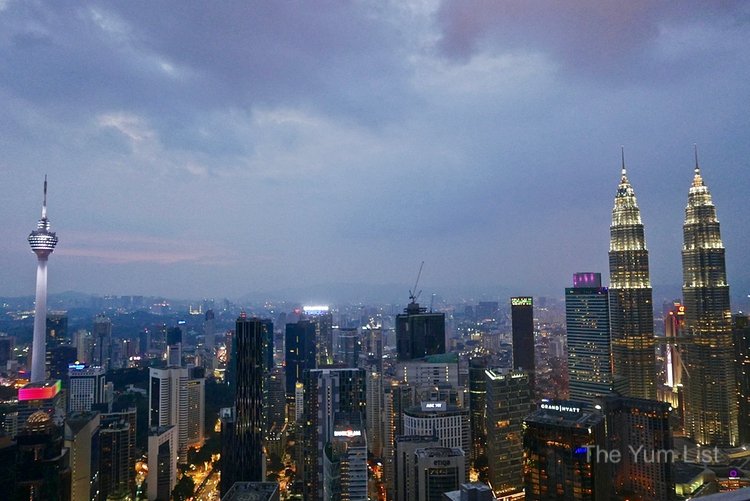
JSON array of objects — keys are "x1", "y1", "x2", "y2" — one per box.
[{"x1": 409, "y1": 261, "x2": 424, "y2": 304}]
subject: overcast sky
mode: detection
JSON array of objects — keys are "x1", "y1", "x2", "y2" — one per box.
[{"x1": 1, "y1": 1, "x2": 749, "y2": 302}]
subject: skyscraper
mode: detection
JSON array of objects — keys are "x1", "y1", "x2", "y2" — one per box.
[
  {"x1": 681, "y1": 150, "x2": 738, "y2": 446},
  {"x1": 285, "y1": 319, "x2": 316, "y2": 398},
  {"x1": 510, "y1": 297, "x2": 535, "y2": 394},
  {"x1": 602, "y1": 395, "x2": 674, "y2": 501},
  {"x1": 395, "y1": 435, "x2": 441, "y2": 501},
  {"x1": 221, "y1": 315, "x2": 266, "y2": 496},
  {"x1": 64, "y1": 411, "x2": 100, "y2": 501},
  {"x1": 484, "y1": 369, "x2": 532, "y2": 498},
  {"x1": 303, "y1": 305, "x2": 334, "y2": 367},
  {"x1": 93, "y1": 315, "x2": 113, "y2": 372},
  {"x1": 468, "y1": 356, "x2": 488, "y2": 469},
  {"x1": 662, "y1": 301, "x2": 686, "y2": 430},
  {"x1": 608, "y1": 152, "x2": 656, "y2": 400},
  {"x1": 68, "y1": 365, "x2": 107, "y2": 412},
  {"x1": 413, "y1": 447, "x2": 467, "y2": 501},
  {"x1": 735, "y1": 314, "x2": 750, "y2": 445},
  {"x1": 302, "y1": 367, "x2": 366, "y2": 500},
  {"x1": 148, "y1": 367, "x2": 189, "y2": 462},
  {"x1": 523, "y1": 401, "x2": 608, "y2": 501},
  {"x1": 396, "y1": 301, "x2": 445, "y2": 361},
  {"x1": 565, "y1": 273, "x2": 617, "y2": 405},
  {"x1": 28, "y1": 176, "x2": 58, "y2": 383},
  {"x1": 14, "y1": 410, "x2": 72, "y2": 500},
  {"x1": 100, "y1": 408, "x2": 137, "y2": 499}
]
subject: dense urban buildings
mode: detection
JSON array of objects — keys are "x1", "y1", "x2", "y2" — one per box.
[
  {"x1": 6, "y1": 153, "x2": 749, "y2": 501},
  {"x1": 681, "y1": 156, "x2": 739, "y2": 446},
  {"x1": 565, "y1": 273, "x2": 616, "y2": 405},
  {"x1": 608, "y1": 156, "x2": 657, "y2": 400}
]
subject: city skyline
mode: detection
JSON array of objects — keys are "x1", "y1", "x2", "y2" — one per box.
[{"x1": 1, "y1": 3, "x2": 749, "y2": 301}]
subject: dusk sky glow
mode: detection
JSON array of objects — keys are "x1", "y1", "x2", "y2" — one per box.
[{"x1": 1, "y1": 1, "x2": 749, "y2": 301}]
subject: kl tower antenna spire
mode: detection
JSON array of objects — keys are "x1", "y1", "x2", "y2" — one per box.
[{"x1": 28, "y1": 175, "x2": 58, "y2": 383}]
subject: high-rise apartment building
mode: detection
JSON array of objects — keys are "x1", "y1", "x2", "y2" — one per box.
[
  {"x1": 485, "y1": 369, "x2": 532, "y2": 498},
  {"x1": 608, "y1": 154, "x2": 657, "y2": 400},
  {"x1": 681, "y1": 153, "x2": 738, "y2": 446},
  {"x1": 302, "y1": 367, "x2": 366, "y2": 501},
  {"x1": 186, "y1": 375, "x2": 205, "y2": 448},
  {"x1": 221, "y1": 315, "x2": 266, "y2": 496},
  {"x1": 565, "y1": 273, "x2": 616, "y2": 405},
  {"x1": 64, "y1": 411, "x2": 100, "y2": 501},
  {"x1": 510, "y1": 297, "x2": 535, "y2": 394},
  {"x1": 396, "y1": 301, "x2": 445, "y2": 361},
  {"x1": 147, "y1": 425, "x2": 177, "y2": 501},
  {"x1": 148, "y1": 367, "x2": 189, "y2": 462},
  {"x1": 366, "y1": 368, "x2": 384, "y2": 457}
]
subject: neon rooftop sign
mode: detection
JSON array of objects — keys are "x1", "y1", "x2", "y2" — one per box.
[{"x1": 19, "y1": 380, "x2": 61, "y2": 401}]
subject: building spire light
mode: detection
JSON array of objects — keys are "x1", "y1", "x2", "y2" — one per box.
[
  {"x1": 621, "y1": 145, "x2": 626, "y2": 177},
  {"x1": 42, "y1": 174, "x2": 48, "y2": 220}
]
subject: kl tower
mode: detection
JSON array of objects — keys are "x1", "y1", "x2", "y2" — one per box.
[{"x1": 28, "y1": 176, "x2": 58, "y2": 383}]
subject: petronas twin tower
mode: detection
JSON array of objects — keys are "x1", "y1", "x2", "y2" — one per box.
[{"x1": 608, "y1": 148, "x2": 738, "y2": 447}]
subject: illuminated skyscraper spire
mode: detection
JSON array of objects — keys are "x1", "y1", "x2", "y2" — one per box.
[
  {"x1": 28, "y1": 176, "x2": 58, "y2": 383},
  {"x1": 608, "y1": 150, "x2": 656, "y2": 399},
  {"x1": 681, "y1": 147, "x2": 737, "y2": 446}
]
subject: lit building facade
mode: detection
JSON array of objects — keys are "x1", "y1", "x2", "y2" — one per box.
[
  {"x1": 602, "y1": 395, "x2": 674, "y2": 501},
  {"x1": 608, "y1": 156, "x2": 657, "y2": 400},
  {"x1": 403, "y1": 402, "x2": 470, "y2": 452},
  {"x1": 510, "y1": 297, "x2": 535, "y2": 395},
  {"x1": 523, "y1": 401, "x2": 608, "y2": 501},
  {"x1": 565, "y1": 273, "x2": 616, "y2": 405},
  {"x1": 485, "y1": 369, "x2": 532, "y2": 497},
  {"x1": 302, "y1": 367, "x2": 366, "y2": 501},
  {"x1": 68, "y1": 365, "x2": 107, "y2": 413},
  {"x1": 681, "y1": 155, "x2": 738, "y2": 446}
]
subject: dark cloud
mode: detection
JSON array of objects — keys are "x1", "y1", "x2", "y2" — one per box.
[
  {"x1": 435, "y1": 1, "x2": 750, "y2": 81},
  {"x1": 0, "y1": 1, "x2": 748, "y2": 300}
]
